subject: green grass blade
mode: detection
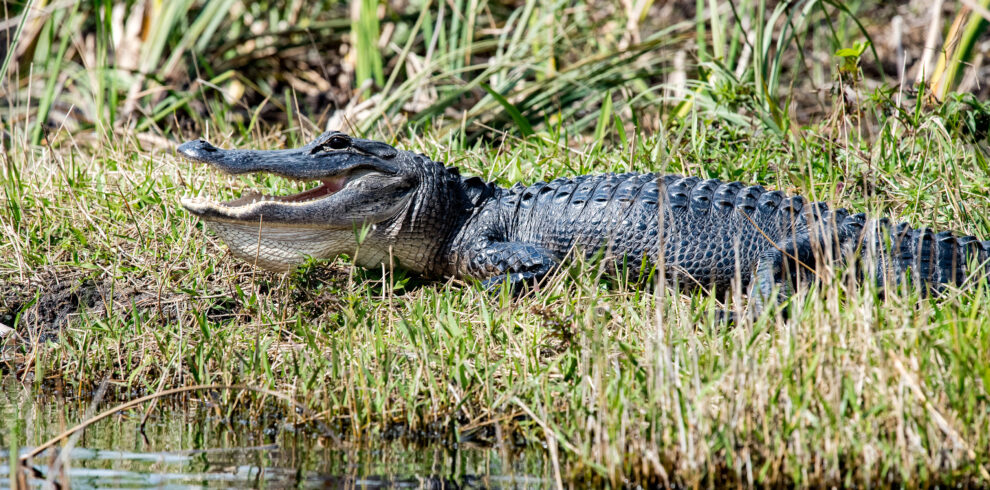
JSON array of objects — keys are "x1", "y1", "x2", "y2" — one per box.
[
  {"x1": 30, "y1": 3, "x2": 81, "y2": 145},
  {"x1": 593, "y1": 90, "x2": 613, "y2": 144},
  {"x1": 353, "y1": 0, "x2": 385, "y2": 88},
  {"x1": 481, "y1": 83, "x2": 535, "y2": 137},
  {"x1": 0, "y1": 0, "x2": 37, "y2": 83}
]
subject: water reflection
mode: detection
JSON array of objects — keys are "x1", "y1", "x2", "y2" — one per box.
[{"x1": 0, "y1": 384, "x2": 549, "y2": 488}]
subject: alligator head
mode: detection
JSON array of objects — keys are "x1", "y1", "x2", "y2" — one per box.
[{"x1": 179, "y1": 131, "x2": 420, "y2": 271}]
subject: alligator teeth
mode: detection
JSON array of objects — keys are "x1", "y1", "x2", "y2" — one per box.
[{"x1": 182, "y1": 174, "x2": 352, "y2": 218}]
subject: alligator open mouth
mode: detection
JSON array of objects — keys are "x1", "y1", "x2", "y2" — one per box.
[
  {"x1": 184, "y1": 175, "x2": 349, "y2": 212},
  {"x1": 175, "y1": 136, "x2": 412, "y2": 226},
  {"x1": 178, "y1": 138, "x2": 415, "y2": 233},
  {"x1": 177, "y1": 132, "x2": 414, "y2": 271},
  {"x1": 179, "y1": 171, "x2": 378, "y2": 224}
]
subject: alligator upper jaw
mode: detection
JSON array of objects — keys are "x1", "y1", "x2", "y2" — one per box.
[{"x1": 177, "y1": 138, "x2": 387, "y2": 179}]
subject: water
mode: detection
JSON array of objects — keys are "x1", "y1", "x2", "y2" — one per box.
[{"x1": 0, "y1": 383, "x2": 550, "y2": 488}]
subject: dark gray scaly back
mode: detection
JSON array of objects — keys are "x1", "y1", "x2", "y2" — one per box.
[{"x1": 439, "y1": 166, "x2": 990, "y2": 312}]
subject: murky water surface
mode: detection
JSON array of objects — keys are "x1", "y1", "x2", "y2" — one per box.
[{"x1": 0, "y1": 383, "x2": 549, "y2": 488}]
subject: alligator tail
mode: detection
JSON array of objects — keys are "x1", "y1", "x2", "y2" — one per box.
[
  {"x1": 882, "y1": 223, "x2": 990, "y2": 293},
  {"x1": 749, "y1": 209, "x2": 990, "y2": 316}
]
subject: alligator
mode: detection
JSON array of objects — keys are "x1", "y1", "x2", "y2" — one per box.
[{"x1": 178, "y1": 131, "x2": 990, "y2": 315}]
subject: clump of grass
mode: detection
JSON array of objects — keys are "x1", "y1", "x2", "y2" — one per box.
[
  {"x1": 3, "y1": 94, "x2": 990, "y2": 485},
  {"x1": 928, "y1": 0, "x2": 990, "y2": 101},
  {"x1": 2, "y1": 0, "x2": 990, "y2": 487}
]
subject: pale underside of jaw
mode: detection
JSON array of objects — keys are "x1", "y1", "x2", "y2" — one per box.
[{"x1": 205, "y1": 220, "x2": 349, "y2": 271}]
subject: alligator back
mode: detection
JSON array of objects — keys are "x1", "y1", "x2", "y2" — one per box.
[{"x1": 475, "y1": 172, "x2": 990, "y2": 300}]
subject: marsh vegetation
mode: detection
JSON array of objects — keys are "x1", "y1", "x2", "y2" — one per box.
[{"x1": 1, "y1": 0, "x2": 989, "y2": 486}]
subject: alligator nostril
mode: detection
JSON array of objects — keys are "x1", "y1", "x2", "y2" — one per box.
[{"x1": 178, "y1": 139, "x2": 218, "y2": 159}]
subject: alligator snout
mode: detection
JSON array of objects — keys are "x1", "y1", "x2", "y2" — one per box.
[{"x1": 177, "y1": 139, "x2": 220, "y2": 161}]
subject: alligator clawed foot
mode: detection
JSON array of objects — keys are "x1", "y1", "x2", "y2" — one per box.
[
  {"x1": 481, "y1": 272, "x2": 539, "y2": 297},
  {"x1": 713, "y1": 309, "x2": 738, "y2": 327}
]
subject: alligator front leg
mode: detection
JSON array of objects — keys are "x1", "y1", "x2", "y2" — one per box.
[{"x1": 469, "y1": 242, "x2": 559, "y2": 293}]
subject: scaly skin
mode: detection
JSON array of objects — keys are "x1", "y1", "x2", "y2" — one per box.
[{"x1": 179, "y1": 131, "x2": 990, "y2": 314}]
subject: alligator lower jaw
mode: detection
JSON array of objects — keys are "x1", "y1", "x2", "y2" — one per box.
[
  {"x1": 204, "y1": 220, "x2": 343, "y2": 272},
  {"x1": 181, "y1": 175, "x2": 347, "y2": 219}
]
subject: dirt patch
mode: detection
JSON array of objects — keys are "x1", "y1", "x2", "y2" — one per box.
[
  {"x1": 0, "y1": 270, "x2": 240, "y2": 343},
  {"x1": 0, "y1": 262, "x2": 359, "y2": 343}
]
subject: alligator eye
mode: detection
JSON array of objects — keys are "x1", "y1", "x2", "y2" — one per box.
[{"x1": 327, "y1": 135, "x2": 350, "y2": 150}]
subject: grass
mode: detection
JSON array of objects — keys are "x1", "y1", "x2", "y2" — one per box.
[
  {"x1": 2, "y1": 0, "x2": 990, "y2": 487},
  {"x1": 3, "y1": 106, "x2": 990, "y2": 486}
]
